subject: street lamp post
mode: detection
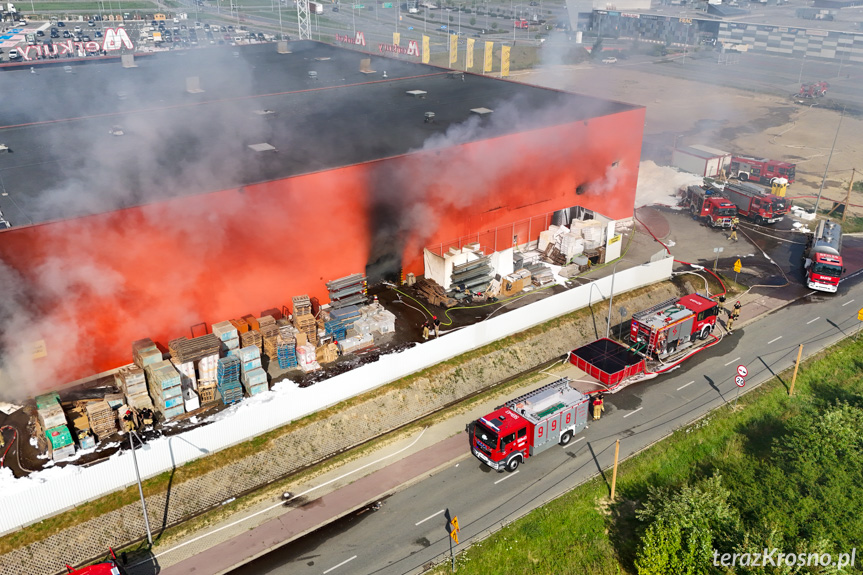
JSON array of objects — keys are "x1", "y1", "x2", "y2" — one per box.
[
  {"x1": 128, "y1": 431, "x2": 153, "y2": 547},
  {"x1": 606, "y1": 259, "x2": 628, "y2": 339},
  {"x1": 814, "y1": 107, "x2": 845, "y2": 215}
]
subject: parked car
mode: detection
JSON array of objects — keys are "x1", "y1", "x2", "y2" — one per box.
[
  {"x1": 602, "y1": 56, "x2": 617, "y2": 64},
  {"x1": 57, "y1": 21, "x2": 65, "y2": 26}
]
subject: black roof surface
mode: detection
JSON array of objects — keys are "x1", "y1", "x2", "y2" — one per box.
[{"x1": 0, "y1": 41, "x2": 640, "y2": 224}]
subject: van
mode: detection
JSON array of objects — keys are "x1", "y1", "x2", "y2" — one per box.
[
  {"x1": 26, "y1": 33, "x2": 36, "y2": 44},
  {"x1": 8, "y1": 48, "x2": 20, "y2": 59}
]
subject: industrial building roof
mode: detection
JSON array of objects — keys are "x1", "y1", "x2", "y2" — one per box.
[
  {"x1": 0, "y1": 41, "x2": 641, "y2": 225},
  {"x1": 677, "y1": 145, "x2": 730, "y2": 160}
]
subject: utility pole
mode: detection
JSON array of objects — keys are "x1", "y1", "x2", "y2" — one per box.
[
  {"x1": 843, "y1": 168, "x2": 855, "y2": 224},
  {"x1": 789, "y1": 344, "x2": 803, "y2": 396},
  {"x1": 814, "y1": 107, "x2": 846, "y2": 215},
  {"x1": 610, "y1": 439, "x2": 620, "y2": 499}
]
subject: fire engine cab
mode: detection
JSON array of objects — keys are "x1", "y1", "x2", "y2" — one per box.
[{"x1": 803, "y1": 219, "x2": 845, "y2": 293}]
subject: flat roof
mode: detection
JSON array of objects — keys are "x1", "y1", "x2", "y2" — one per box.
[{"x1": 0, "y1": 41, "x2": 641, "y2": 225}]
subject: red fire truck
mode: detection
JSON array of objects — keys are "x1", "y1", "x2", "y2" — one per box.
[
  {"x1": 682, "y1": 185, "x2": 738, "y2": 228},
  {"x1": 470, "y1": 378, "x2": 589, "y2": 472},
  {"x1": 514, "y1": 18, "x2": 529, "y2": 28},
  {"x1": 802, "y1": 219, "x2": 845, "y2": 293},
  {"x1": 798, "y1": 81, "x2": 829, "y2": 98},
  {"x1": 729, "y1": 155, "x2": 796, "y2": 185},
  {"x1": 629, "y1": 293, "x2": 719, "y2": 357},
  {"x1": 65, "y1": 549, "x2": 127, "y2": 575},
  {"x1": 720, "y1": 181, "x2": 791, "y2": 225}
]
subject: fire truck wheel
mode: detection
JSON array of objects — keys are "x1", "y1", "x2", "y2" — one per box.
[
  {"x1": 559, "y1": 431, "x2": 573, "y2": 446},
  {"x1": 699, "y1": 325, "x2": 712, "y2": 340},
  {"x1": 506, "y1": 456, "x2": 521, "y2": 472}
]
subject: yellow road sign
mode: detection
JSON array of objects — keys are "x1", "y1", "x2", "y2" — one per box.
[
  {"x1": 858, "y1": 308, "x2": 863, "y2": 321},
  {"x1": 733, "y1": 259, "x2": 742, "y2": 273},
  {"x1": 450, "y1": 530, "x2": 459, "y2": 544}
]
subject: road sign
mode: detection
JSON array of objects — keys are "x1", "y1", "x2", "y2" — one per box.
[
  {"x1": 451, "y1": 516, "x2": 459, "y2": 531},
  {"x1": 382, "y1": 2, "x2": 393, "y2": 6},
  {"x1": 353, "y1": 3, "x2": 364, "y2": 7},
  {"x1": 733, "y1": 259, "x2": 742, "y2": 273},
  {"x1": 858, "y1": 308, "x2": 863, "y2": 321},
  {"x1": 737, "y1": 365, "x2": 748, "y2": 378},
  {"x1": 735, "y1": 375, "x2": 745, "y2": 387}
]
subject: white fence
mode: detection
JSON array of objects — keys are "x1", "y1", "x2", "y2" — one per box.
[{"x1": 0, "y1": 255, "x2": 673, "y2": 535}]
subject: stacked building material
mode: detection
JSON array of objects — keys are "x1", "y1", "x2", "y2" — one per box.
[
  {"x1": 261, "y1": 324, "x2": 281, "y2": 358},
  {"x1": 572, "y1": 219, "x2": 605, "y2": 250},
  {"x1": 291, "y1": 295, "x2": 312, "y2": 317},
  {"x1": 216, "y1": 356, "x2": 243, "y2": 405},
  {"x1": 560, "y1": 232, "x2": 585, "y2": 260},
  {"x1": 45, "y1": 425, "x2": 75, "y2": 462},
  {"x1": 35, "y1": 393, "x2": 67, "y2": 431},
  {"x1": 240, "y1": 329, "x2": 263, "y2": 353},
  {"x1": 350, "y1": 303, "x2": 397, "y2": 337},
  {"x1": 230, "y1": 318, "x2": 250, "y2": 334},
  {"x1": 316, "y1": 342, "x2": 340, "y2": 364},
  {"x1": 85, "y1": 400, "x2": 117, "y2": 440},
  {"x1": 514, "y1": 250, "x2": 542, "y2": 269},
  {"x1": 132, "y1": 338, "x2": 162, "y2": 369},
  {"x1": 197, "y1": 353, "x2": 219, "y2": 386},
  {"x1": 326, "y1": 273, "x2": 368, "y2": 309},
  {"x1": 414, "y1": 278, "x2": 458, "y2": 308},
  {"x1": 198, "y1": 385, "x2": 218, "y2": 405},
  {"x1": 239, "y1": 346, "x2": 262, "y2": 375},
  {"x1": 531, "y1": 266, "x2": 555, "y2": 286},
  {"x1": 325, "y1": 305, "x2": 361, "y2": 341},
  {"x1": 171, "y1": 359, "x2": 198, "y2": 390},
  {"x1": 242, "y1": 355, "x2": 268, "y2": 396},
  {"x1": 338, "y1": 333, "x2": 375, "y2": 354},
  {"x1": 296, "y1": 343, "x2": 321, "y2": 373},
  {"x1": 168, "y1": 334, "x2": 221, "y2": 364},
  {"x1": 115, "y1": 365, "x2": 153, "y2": 410},
  {"x1": 292, "y1": 314, "x2": 317, "y2": 346},
  {"x1": 541, "y1": 242, "x2": 567, "y2": 266},
  {"x1": 183, "y1": 387, "x2": 200, "y2": 412},
  {"x1": 450, "y1": 252, "x2": 493, "y2": 294},
  {"x1": 243, "y1": 315, "x2": 260, "y2": 331},
  {"x1": 276, "y1": 337, "x2": 298, "y2": 369},
  {"x1": 212, "y1": 320, "x2": 240, "y2": 355},
  {"x1": 146, "y1": 360, "x2": 185, "y2": 420}
]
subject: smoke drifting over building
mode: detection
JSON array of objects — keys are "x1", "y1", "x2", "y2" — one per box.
[{"x1": 0, "y1": 41, "x2": 644, "y2": 398}]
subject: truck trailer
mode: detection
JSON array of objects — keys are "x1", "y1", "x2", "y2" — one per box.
[
  {"x1": 802, "y1": 219, "x2": 845, "y2": 293},
  {"x1": 682, "y1": 185, "x2": 737, "y2": 228},
  {"x1": 470, "y1": 378, "x2": 589, "y2": 472},
  {"x1": 720, "y1": 181, "x2": 791, "y2": 224}
]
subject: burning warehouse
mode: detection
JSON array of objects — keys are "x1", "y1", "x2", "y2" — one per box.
[{"x1": 0, "y1": 40, "x2": 645, "y2": 395}]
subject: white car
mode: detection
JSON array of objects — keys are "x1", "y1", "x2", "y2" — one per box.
[{"x1": 602, "y1": 56, "x2": 617, "y2": 64}]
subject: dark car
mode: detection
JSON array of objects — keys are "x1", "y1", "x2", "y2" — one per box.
[
  {"x1": 95, "y1": 30, "x2": 103, "y2": 37},
  {"x1": 82, "y1": 35, "x2": 91, "y2": 41},
  {"x1": 227, "y1": 25, "x2": 234, "y2": 31},
  {"x1": 88, "y1": 20, "x2": 95, "y2": 26},
  {"x1": 57, "y1": 21, "x2": 65, "y2": 26},
  {"x1": 51, "y1": 27, "x2": 58, "y2": 33},
  {"x1": 219, "y1": 25, "x2": 226, "y2": 32},
  {"x1": 36, "y1": 30, "x2": 44, "y2": 36},
  {"x1": 257, "y1": 32, "x2": 265, "y2": 40},
  {"x1": 51, "y1": 31, "x2": 59, "y2": 38}
]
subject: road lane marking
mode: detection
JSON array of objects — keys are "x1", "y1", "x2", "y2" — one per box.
[
  {"x1": 416, "y1": 510, "x2": 445, "y2": 526},
  {"x1": 842, "y1": 299, "x2": 855, "y2": 306},
  {"x1": 323, "y1": 555, "x2": 357, "y2": 574},
  {"x1": 494, "y1": 470, "x2": 520, "y2": 484},
  {"x1": 768, "y1": 336, "x2": 782, "y2": 344},
  {"x1": 806, "y1": 317, "x2": 820, "y2": 325},
  {"x1": 677, "y1": 381, "x2": 694, "y2": 390},
  {"x1": 724, "y1": 357, "x2": 741, "y2": 366},
  {"x1": 573, "y1": 437, "x2": 585, "y2": 444},
  {"x1": 623, "y1": 407, "x2": 643, "y2": 419}
]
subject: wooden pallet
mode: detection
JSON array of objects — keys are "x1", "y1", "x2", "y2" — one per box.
[
  {"x1": 415, "y1": 278, "x2": 458, "y2": 308},
  {"x1": 85, "y1": 400, "x2": 117, "y2": 440},
  {"x1": 169, "y1": 334, "x2": 222, "y2": 364}
]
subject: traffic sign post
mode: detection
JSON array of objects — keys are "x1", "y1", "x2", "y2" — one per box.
[
  {"x1": 733, "y1": 365, "x2": 746, "y2": 408},
  {"x1": 444, "y1": 508, "x2": 460, "y2": 572},
  {"x1": 857, "y1": 308, "x2": 863, "y2": 340},
  {"x1": 733, "y1": 259, "x2": 742, "y2": 283}
]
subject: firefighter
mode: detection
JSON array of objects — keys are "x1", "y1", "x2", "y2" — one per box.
[
  {"x1": 422, "y1": 320, "x2": 430, "y2": 341},
  {"x1": 592, "y1": 394, "x2": 605, "y2": 421},
  {"x1": 121, "y1": 407, "x2": 136, "y2": 433},
  {"x1": 728, "y1": 218, "x2": 739, "y2": 242},
  {"x1": 718, "y1": 294, "x2": 727, "y2": 317},
  {"x1": 140, "y1": 407, "x2": 154, "y2": 428},
  {"x1": 726, "y1": 302, "x2": 741, "y2": 333},
  {"x1": 433, "y1": 316, "x2": 441, "y2": 338}
]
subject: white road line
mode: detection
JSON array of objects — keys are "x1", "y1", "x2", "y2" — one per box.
[
  {"x1": 724, "y1": 357, "x2": 741, "y2": 367},
  {"x1": 767, "y1": 336, "x2": 782, "y2": 344},
  {"x1": 573, "y1": 437, "x2": 585, "y2": 444},
  {"x1": 416, "y1": 510, "x2": 445, "y2": 526},
  {"x1": 323, "y1": 555, "x2": 358, "y2": 574},
  {"x1": 677, "y1": 381, "x2": 694, "y2": 391},
  {"x1": 623, "y1": 407, "x2": 643, "y2": 419},
  {"x1": 140, "y1": 428, "x2": 429, "y2": 563},
  {"x1": 806, "y1": 317, "x2": 820, "y2": 325},
  {"x1": 842, "y1": 299, "x2": 855, "y2": 307},
  {"x1": 494, "y1": 470, "x2": 520, "y2": 484}
]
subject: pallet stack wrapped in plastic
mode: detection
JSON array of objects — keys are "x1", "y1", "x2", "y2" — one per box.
[
  {"x1": 115, "y1": 365, "x2": 154, "y2": 411},
  {"x1": 85, "y1": 399, "x2": 117, "y2": 441},
  {"x1": 171, "y1": 359, "x2": 198, "y2": 390},
  {"x1": 216, "y1": 356, "x2": 243, "y2": 404},
  {"x1": 292, "y1": 295, "x2": 317, "y2": 346},
  {"x1": 35, "y1": 393, "x2": 75, "y2": 460},
  {"x1": 296, "y1": 342, "x2": 321, "y2": 373},
  {"x1": 238, "y1": 346, "x2": 267, "y2": 396},
  {"x1": 196, "y1": 352, "x2": 219, "y2": 405},
  {"x1": 132, "y1": 338, "x2": 162, "y2": 369},
  {"x1": 45, "y1": 425, "x2": 76, "y2": 462},
  {"x1": 145, "y1": 360, "x2": 185, "y2": 420},
  {"x1": 212, "y1": 320, "x2": 240, "y2": 356}
]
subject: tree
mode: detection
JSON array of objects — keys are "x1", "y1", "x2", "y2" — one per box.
[
  {"x1": 491, "y1": 21, "x2": 497, "y2": 29},
  {"x1": 449, "y1": 15, "x2": 454, "y2": 22},
  {"x1": 470, "y1": 16, "x2": 476, "y2": 25}
]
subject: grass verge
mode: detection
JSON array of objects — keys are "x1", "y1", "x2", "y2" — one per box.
[{"x1": 432, "y1": 323, "x2": 863, "y2": 574}]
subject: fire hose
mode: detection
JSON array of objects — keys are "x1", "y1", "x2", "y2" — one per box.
[{"x1": 0, "y1": 424, "x2": 37, "y2": 472}]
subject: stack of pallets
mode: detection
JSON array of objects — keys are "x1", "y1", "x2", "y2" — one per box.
[
  {"x1": 216, "y1": 356, "x2": 243, "y2": 405},
  {"x1": 146, "y1": 360, "x2": 185, "y2": 420},
  {"x1": 212, "y1": 320, "x2": 240, "y2": 356},
  {"x1": 168, "y1": 334, "x2": 221, "y2": 364},
  {"x1": 261, "y1": 323, "x2": 281, "y2": 358},
  {"x1": 132, "y1": 338, "x2": 162, "y2": 369},
  {"x1": 240, "y1": 329, "x2": 263, "y2": 353},
  {"x1": 415, "y1": 278, "x2": 458, "y2": 308},
  {"x1": 276, "y1": 337, "x2": 297, "y2": 369},
  {"x1": 292, "y1": 295, "x2": 317, "y2": 346},
  {"x1": 115, "y1": 365, "x2": 153, "y2": 410},
  {"x1": 85, "y1": 400, "x2": 117, "y2": 441},
  {"x1": 326, "y1": 273, "x2": 368, "y2": 309}
]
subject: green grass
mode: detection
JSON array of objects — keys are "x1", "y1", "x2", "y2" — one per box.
[{"x1": 432, "y1": 328, "x2": 863, "y2": 574}]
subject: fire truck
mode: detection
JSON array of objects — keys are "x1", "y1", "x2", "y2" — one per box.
[
  {"x1": 65, "y1": 549, "x2": 127, "y2": 575},
  {"x1": 798, "y1": 81, "x2": 829, "y2": 98},
  {"x1": 629, "y1": 293, "x2": 719, "y2": 357},
  {"x1": 514, "y1": 18, "x2": 529, "y2": 28},
  {"x1": 720, "y1": 181, "x2": 791, "y2": 225},
  {"x1": 802, "y1": 219, "x2": 845, "y2": 293},
  {"x1": 470, "y1": 378, "x2": 589, "y2": 472},
  {"x1": 729, "y1": 155, "x2": 796, "y2": 185},
  {"x1": 682, "y1": 185, "x2": 738, "y2": 228}
]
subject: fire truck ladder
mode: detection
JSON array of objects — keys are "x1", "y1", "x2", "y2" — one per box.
[{"x1": 500, "y1": 377, "x2": 571, "y2": 410}]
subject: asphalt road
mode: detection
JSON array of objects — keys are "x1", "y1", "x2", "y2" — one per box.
[{"x1": 229, "y1": 270, "x2": 863, "y2": 575}]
